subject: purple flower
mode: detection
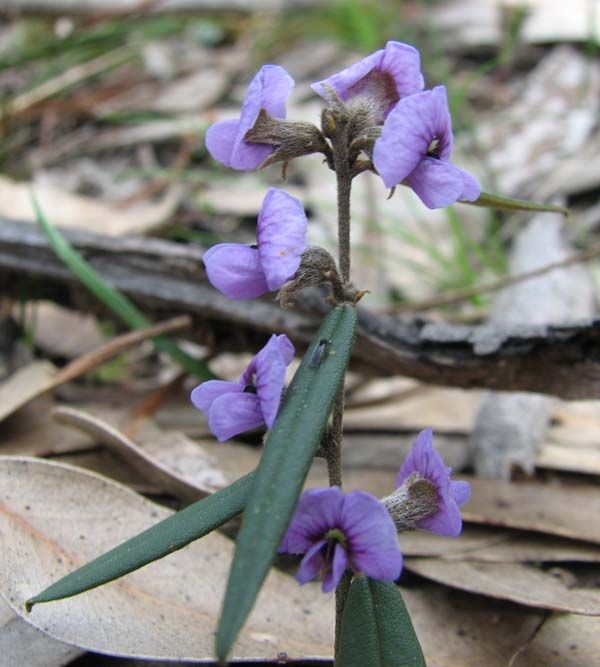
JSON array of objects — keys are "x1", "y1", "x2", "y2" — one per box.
[
  {"x1": 396, "y1": 428, "x2": 471, "y2": 537},
  {"x1": 203, "y1": 188, "x2": 307, "y2": 300},
  {"x1": 191, "y1": 334, "x2": 294, "y2": 441},
  {"x1": 311, "y1": 41, "x2": 424, "y2": 118},
  {"x1": 205, "y1": 65, "x2": 294, "y2": 170},
  {"x1": 280, "y1": 487, "x2": 403, "y2": 593},
  {"x1": 373, "y1": 86, "x2": 481, "y2": 209}
]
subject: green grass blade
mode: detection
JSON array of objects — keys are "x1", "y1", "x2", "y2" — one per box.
[
  {"x1": 216, "y1": 305, "x2": 358, "y2": 661},
  {"x1": 32, "y1": 195, "x2": 213, "y2": 380},
  {"x1": 464, "y1": 191, "x2": 569, "y2": 215},
  {"x1": 337, "y1": 576, "x2": 426, "y2": 667},
  {"x1": 26, "y1": 472, "x2": 254, "y2": 610}
]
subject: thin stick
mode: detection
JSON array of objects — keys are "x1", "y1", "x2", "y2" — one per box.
[
  {"x1": 49, "y1": 314, "x2": 191, "y2": 389},
  {"x1": 392, "y1": 241, "x2": 600, "y2": 314}
]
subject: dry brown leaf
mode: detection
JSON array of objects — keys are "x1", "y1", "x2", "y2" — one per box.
[
  {"x1": 401, "y1": 527, "x2": 600, "y2": 563},
  {"x1": 536, "y1": 444, "x2": 600, "y2": 476},
  {"x1": 0, "y1": 175, "x2": 181, "y2": 236},
  {"x1": 0, "y1": 456, "x2": 334, "y2": 661},
  {"x1": 0, "y1": 599, "x2": 81, "y2": 667},
  {"x1": 53, "y1": 407, "x2": 226, "y2": 501},
  {"x1": 0, "y1": 361, "x2": 57, "y2": 423},
  {"x1": 518, "y1": 613, "x2": 600, "y2": 666},
  {"x1": 463, "y1": 477, "x2": 600, "y2": 544},
  {"x1": 404, "y1": 559, "x2": 600, "y2": 616}
]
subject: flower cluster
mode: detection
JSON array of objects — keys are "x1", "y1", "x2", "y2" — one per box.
[
  {"x1": 279, "y1": 429, "x2": 470, "y2": 592},
  {"x1": 206, "y1": 40, "x2": 480, "y2": 209}
]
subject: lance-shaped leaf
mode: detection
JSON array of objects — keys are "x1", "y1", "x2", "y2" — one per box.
[
  {"x1": 32, "y1": 195, "x2": 213, "y2": 381},
  {"x1": 216, "y1": 304, "x2": 358, "y2": 661},
  {"x1": 463, "y1": 191, "x2": 568, "y2": 215},
  {"x1": 337, "y1": 576, "x2": 426, "y2": 667},
  {"x1": 26, "y1": 472, "x2": 254, "y2": 609}
]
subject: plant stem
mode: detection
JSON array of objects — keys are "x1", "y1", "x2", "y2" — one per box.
[{"x1": 328, "y1": 115, "x2": 354, "y2": 661}]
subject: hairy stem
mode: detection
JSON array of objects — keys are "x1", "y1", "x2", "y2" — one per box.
[{"x1": 332, "y1": 127, "x2": 352, "y2": 282}]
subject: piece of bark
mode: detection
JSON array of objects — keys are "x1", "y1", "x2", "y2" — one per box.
[
  {"x1": 3, "y1": 219, "x2": 600, "y2": 399},
  {"x1": 472, "y1": 213, "x2": 596, "y2": 478}
]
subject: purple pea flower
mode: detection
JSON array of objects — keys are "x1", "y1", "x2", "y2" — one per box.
[
  {"x1": 280, "y1": 487, "x2": 403, "y2": 593},
  {"x1": 373, "y1": 85, "x2": 481, "y2": 209},
  {"x1": 396, "y1": 428, "x2": 471, "y2": 537},
  {"x1": 191, "y1": 334, "x2": 294, "y2": 442},
  {"x1": 311, "y1": 41, "x2": 424, "y2": 118},
  {"x1": 205, "y1": 64, "x2": 294, "y2": 170},
  {"x1": 203, "y1": 188, "x2": 307, "y2": 300}
]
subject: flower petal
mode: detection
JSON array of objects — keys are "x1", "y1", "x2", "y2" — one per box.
[
  {"x1": 296, "y1": 539, "x2": 327, "y2": 585},
  {"x1": 450, "y1": 480, "x2": 471, "y2": 506},
  {"x1": 280, "y1": 487, "x2": 344, "y2": 554},
  {"x1": 257, "y1": 189, "x2": 307, "y2": 291},
  {"x1": 340, "y1": 491, "x2": 403, "y2": 581},
  {"x1": 208, "y1": 391, "x2": 264, "y2": 442},
  {"x1": 458, "y1": 167, "x2": 481, "y2": 202},
  {"x1": 203, "y1": 243, "x2": 269, "y2": 299},
  {"x1": 311, "y1": 50, "x2": 383, "y2": 101},
  {"x1": 406, "y1": 158, "x2": 465, "y2": 209},
  {"x1": 396, "y1": 428, "x2": 434, "y2": 486},
  {"x1": 231, "y1": 65, "x2": 294, "y2": 170},
  {"x1": 373, "y1": 86, "x2": 452, "y2": 189},
  {"x1": 322, "y1": 543, "x2": 348, "y2": 593},
  {"x1": 240, "y1": 334, "x2": 295, "y2": 427},
  {"x1": 378, "y1": 41, "x2": 424, "y2": 99},
  {"x1": 205, "y1": 119, "x2": 239, "y2": 167},
  {"x1": 417, "y1": 495, "x2": 463, "y2": 537},
  {"x1": 190, "y1": 380, "x2": 242, "y2": 413}
]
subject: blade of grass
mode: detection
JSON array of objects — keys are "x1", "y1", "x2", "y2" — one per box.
[{"x1": 32, "y1": 194, "x2": 213, "y2": 380}]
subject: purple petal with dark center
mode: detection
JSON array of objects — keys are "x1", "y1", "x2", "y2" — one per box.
[
  {"x1": 311, "y1": 50, "x2": 382, "y2": 100},
  {"x1": 406, "y1": 158, "x2": 465, "y2": 209},
  {"x1": 253, "y1": 337, "x2": 289, "y2": 427},
  {"x1": 340, "y1": 491, "x2": 403, "y2": 581},
  {"x1": 240, "y1": 334, "x2": 294, "y2": 387},
  {"x1": 322, "y1": 543, "x2": 349, "y2": 593},
  {"x1": 377, "y1": 41, "x2": 424, "y2": 99},
  {"x1": 208, "y1": 391, "x2": 264, "y2": 442},
  {"x1": 203, "y1": 243, "x2": 269, "y2": 299},
  {"x1": 373, "y1": 86, "x2": 453, "y2": 189},
  {"x1": 190, "y1": 380, "x2": 242, "y2": 413},
  {"x1": 280, "y1": 487, "x2": 344, "y2": 554},
  {"x1": 257, "y1": 189, "x2": 307, "y2": 290},
  {"x1": 296, "y1": 539, "x2": 327, "y2": 584}
]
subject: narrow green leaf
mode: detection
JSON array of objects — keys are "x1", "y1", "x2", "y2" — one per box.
[
  {"x1": 464, "y1": 191, "x2": 568, "y2": 216},
  {"x1": 337, "y1": 576, "x2": 426, "y2": 667},
  {"x1": 216, "y1": 305, "x2": 358, "y2": 661},
  {"x1": 31, "y1": 194, "x2": 213, "y2": 380},
  {"x1": 26, "y1": 472, "x2": 254, "y2": 611}
]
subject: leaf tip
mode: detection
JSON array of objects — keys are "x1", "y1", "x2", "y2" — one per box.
[{"x1": 24, "y1": 598, "x2": 35, "y2": 613}]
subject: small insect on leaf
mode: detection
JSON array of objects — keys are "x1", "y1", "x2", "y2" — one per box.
[{"x1": 310, "y1": 339, "x2": 330, "y2": 368}]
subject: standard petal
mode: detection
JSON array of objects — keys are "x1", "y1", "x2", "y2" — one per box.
[
  {"x1": 378, "y1": 41, "x2": 424, "y2": 99},
  {"x1": 257, "y1": 189, "x2": 307, "y2": 290},
  {"x1": 340, "y1": 491, "x2": 403, "y2": 581},
  {"x1": 190, "y1": 380, "x2": 242, "y2": 413},
  {"x1": 458, "y1": 167, "x2": 481, "y2": 202},
  {"x1": 396, "y1": 428, "x2": 434, "y2": 486},
  {"x1": 322, "y1": 543, "x2": 348, "y2": 593},
  {"x1": 280, "y1": 487, "x2": 344, "y2": 554},
  {"x1": 231, "y1": 64, "x2": 294, "y2": 170},
  {"x1": 406, "y1": 158, "x2": 465, "y2": 209},
  {"x1": 208, "y1": 392, "x2": 264, "y2": 442},
  {"x1": 254, "y1": 342, "x2": 287, "y2": 427},
  {"x1": 450, "y1": 480, "x2": 471, "y2": 506},
  {"x1": 274, "y1": 333, "x2": 295, "y2": 366},
  {"x1": 296, "y1": 539, "x2": 327, "y2": 584},
  {"x1": 205, "y1": 119, "x2": 239, "y2": 167},
  {"x1": 311, "y1": 50, "x2": 383, "y2": 100},
  {"x1": 241, "y1": 333, "x2": 294, "y2": 386},
  {"x1": 203, "y1": 243, "x2": 269, "y2": 299}
]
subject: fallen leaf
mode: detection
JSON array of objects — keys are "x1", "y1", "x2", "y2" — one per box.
[
  {"x1": 0, "y1": 362, "x2": 57, "y2": 423},
  {"x1": 0, "y1": 175, "x2": 181, "y2": 236},
  {"x1": 401, "y1": 527, "x2": 600, "y2": 563},
  {"x1": 404, "y1": 559, "x2": 600, "y2": 615},
  {"x1": 0, "y1": 599, "x2": 81, "y2": 667}
]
